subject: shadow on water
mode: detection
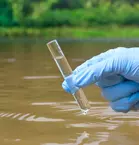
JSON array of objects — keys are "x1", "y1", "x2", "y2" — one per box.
[{"x1": 0, "y1": 38, "x2": 139, "y2": 145}]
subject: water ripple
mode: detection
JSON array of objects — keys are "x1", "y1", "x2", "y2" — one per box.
[
  {"x1": 66, "y1": 123, "x2": 118, "y2": 130},
  {"x1": 41, "y1": 132, "x2": 89, "y2": 145},
  {"x1": 31, "y1": 101, "x2": 139, "y2": 127},
  {"x1": 23, "y1": 76, "x2": 61, "y2": 80},
  {"x1": 0, "y1": 112, "x2": 64, "y2": 122}
]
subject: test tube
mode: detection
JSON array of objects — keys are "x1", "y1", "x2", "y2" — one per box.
[{"x1": 47, "y1": 40, "x2": 91, "y2": 114}]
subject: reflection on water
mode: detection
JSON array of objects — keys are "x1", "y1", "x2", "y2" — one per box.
[
  {"x1": 42, "y1": 132, "x2": 89, "y2": 145},
  {"x1": 23, "y1": 76, "x2": 61, "y2": 80},
  {"x1": 1, "y1": 39, "x2": 139, "y2": 145},
  {"x1": 31, "y1": 101, "x2": 139, "y2": 128},
  {"x1": 0, "y1": 100, "x2": 139, "y2": 144},
  {"x1": 0, "y1": 112, "x2": 64, "y2": 122}
]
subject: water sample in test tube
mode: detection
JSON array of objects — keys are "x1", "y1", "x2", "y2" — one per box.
[{"x1": 47, "y1": 40, "x2": 91, "y2": 114}]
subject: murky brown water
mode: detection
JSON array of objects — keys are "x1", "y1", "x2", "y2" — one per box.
[{"x1": 1, "y1": 38, "x2": 139, "y2": 145}]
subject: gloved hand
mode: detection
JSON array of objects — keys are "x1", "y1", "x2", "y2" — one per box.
[{"x1": 62, "y1": 47, "x2": 139, "y2": 113}]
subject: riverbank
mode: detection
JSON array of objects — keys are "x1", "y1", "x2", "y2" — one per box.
[{"x1": 1, "y1": 26, "x2": 139, "y2": 39}]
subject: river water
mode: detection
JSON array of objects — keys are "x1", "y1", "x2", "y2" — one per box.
[{"x1": 0, "y1": 38, "x2": 139, "y2": 145}]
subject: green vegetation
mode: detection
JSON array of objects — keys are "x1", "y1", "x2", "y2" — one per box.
[
  {"x1": 1, "y1": 0, "x2": 139, "y2": 38},
  {"x1": 1, "y1": 26, "x2": 139, "y2": 38}
]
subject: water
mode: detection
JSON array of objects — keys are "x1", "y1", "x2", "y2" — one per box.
[{"x1": 1, "y1": 38, "x2": 139, "y2": 145}]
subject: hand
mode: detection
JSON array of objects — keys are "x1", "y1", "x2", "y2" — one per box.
[{"x1": 62, "y1": 47, "x2": 139, "y2": 113}]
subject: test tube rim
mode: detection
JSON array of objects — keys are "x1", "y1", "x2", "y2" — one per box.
[{"x1": 47, "y1": 39, "x2": 57, "y2": 46}]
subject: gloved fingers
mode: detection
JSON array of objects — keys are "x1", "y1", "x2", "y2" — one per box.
[
  {"x1": 95, "y1": 75, "x2": 125, "y2": 88},
  {"x1": 73, "y1": 47, "x2": 127, "y2": 75},
  {"x1": 121, "y1": 55, "x2": 139, "y2": 83},
  {"x1": 62, "y1": 75, "x2": 79, "y2": 94},
  {"x1": 131, "y1": 102, "x2": 139, "y2": 110},
  {"x1": 73, "y1": 55, "x2": 126, "y2": 88},
  {"x1": 62, "y1": 75, "x2": 125, "y2": 94},
  {"x1": 127, "y1": 47, "x2": 139, "y2": 54},
  {"x1": 101, "y1": 81, "x2": 139, "y2": 102},
  {"x1": 96, "y1": 48, "x2": 139, "y2": 87},
  {"x1": 72, "y1": 48, "x2": 128, "y2": 88},
  {"x1": 110, "y1": 92, "x2": 139, "y2": 113},
  {"x1": 62, "y1": 80, "x2": 71, "y2": 94},
  {"x1": 62, "y1": 47, "x2": 139, "y2": 93}
]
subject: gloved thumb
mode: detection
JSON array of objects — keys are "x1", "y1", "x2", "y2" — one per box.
[{"x1": 62, "y1": 75, "x2": 79, "y2": 94}]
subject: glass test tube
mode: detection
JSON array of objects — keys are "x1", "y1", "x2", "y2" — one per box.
[{"x1": 47, "y1": 40, "x2": 91, "y2": 114}]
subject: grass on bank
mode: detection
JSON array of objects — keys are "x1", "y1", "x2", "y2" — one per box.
[{"x1": 0, "y1": 26, "x2": 139, "y2": 38}]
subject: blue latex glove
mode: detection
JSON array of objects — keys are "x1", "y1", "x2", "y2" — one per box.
[{"x1": 62, "y1": 47, "x2": 139, "y2": 113}]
